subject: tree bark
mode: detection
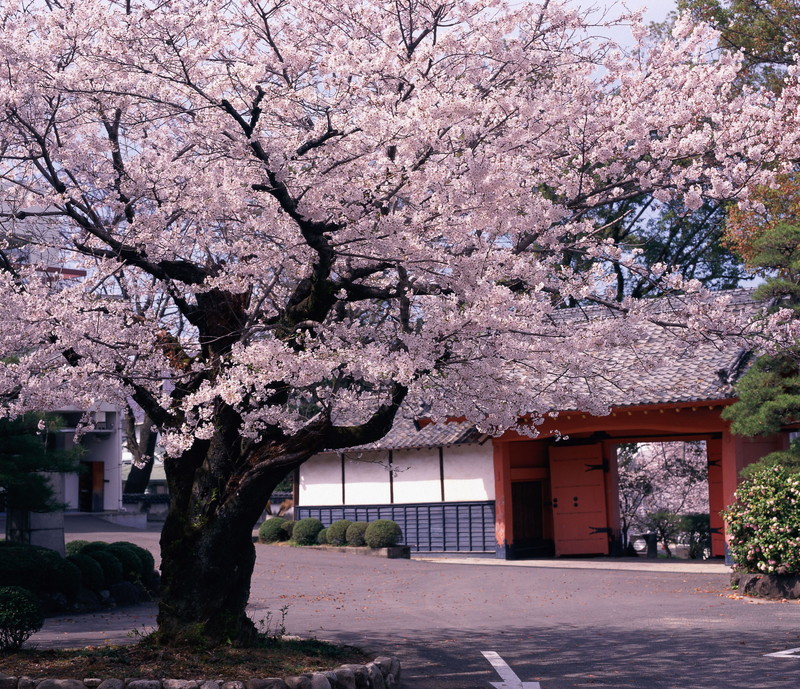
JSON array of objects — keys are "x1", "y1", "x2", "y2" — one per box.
[
  {"x1": 153, "y1": 418, "x2": 301, "y2": 647},
  {"x1": 156, "y1": 502, "x2": 261, "y2": 646},
  {"x1": 123, "y1": 410, "x2": 159, "y2": 494}
]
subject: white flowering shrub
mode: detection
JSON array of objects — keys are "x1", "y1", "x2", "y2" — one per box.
[{"x1": 724, "y1": 465, "x2": 800, "y2": 574}]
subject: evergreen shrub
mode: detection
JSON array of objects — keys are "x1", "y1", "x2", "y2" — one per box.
[
  {"x1": 85, "y1": 550, "x2": 124, "y2": 587},
  {"x1": 0, "y1": 586, "x2": 43, "y2": 651},
  {"x1": 316, "y1": 527, "x2": 328, "y2": 545},
  {"x1": 364, "y1": 519, "x2": 402, "y2": 548},
  {"x1": 724, "y1": 465, "x2": 800, "y2": 574},
  {"x1": 65, "y1": 540, "x2": 90, "y2": 557},
  {"x1": 107, "y1": 544, "x2": 145, "y2": 581},
  {"x1": 292, "y1": 518, "x2": 324, "y2": 545},
  {"x1": 346, "y1": 521, "x2": 369, "y2": 547},
  {"x1": 67, "y1": 554, "x2": 105, "y2": 591},
  {"x1": 259, "y1": 518, "x2": 287, "y2": 543},
  {"x1": 325, "y1": 519, "x2": 352, "y2": 546}
]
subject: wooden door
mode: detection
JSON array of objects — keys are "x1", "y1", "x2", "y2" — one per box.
[
  {"x1": 549, "y1": 443, "x2": 609, "y2": 556},
  {"x1": 79, "y1": 461, "x2": 105, "y2": 512},
  {"x1": 706, "y1": 438, "x2": 725, "y2": 558}
]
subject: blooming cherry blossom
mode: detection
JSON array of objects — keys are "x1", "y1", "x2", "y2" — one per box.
[{"x1": 0, "y1": 0, "x2": 797, "y2": 645}]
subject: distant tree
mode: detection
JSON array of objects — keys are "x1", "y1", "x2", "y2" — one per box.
[
  {"x1": 573, "y1": 196, "x2": 748, "y2": 303},
  {"x1": 0, "y1": 413, "x2": 78, "y2": 539},
  {"x1": 674, "y1": 0, "x2": 799, "y2": 92},
  {"x1": 122, "y1": 403, "x2": 159, "y2": 495},
  {"x1": 722, "y1": 224, "x2": 800, "y2": 474},
  {"x1": 617, "y1": 442, "x2": 709, "y2": 553}
]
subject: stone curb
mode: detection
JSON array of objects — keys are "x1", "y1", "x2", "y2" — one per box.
[
  {"x1": 0, "y1": 657, "x2": 400, "y2": 689},
  {"x1": 732, "y1": 571, "x2": 800, "y2": 599}
]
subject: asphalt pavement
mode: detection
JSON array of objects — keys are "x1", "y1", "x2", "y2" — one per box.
[{"x1": 20, "y1": 516, "x2": 800, "y2": 689}]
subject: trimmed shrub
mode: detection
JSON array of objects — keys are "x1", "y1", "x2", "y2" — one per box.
[
  {"x1": 292, "y1": 517, "x2": 324, "y2": 545},
  {"x1": 346, "y1": 521, "x2": 369, "y2": 547},
  {"x1": 126, "y1": 543, "x2": 156, "y2": 576},
  {"x1": 85, "y1": 550, "x2": 124, "y2": 587},
  {"x1": 66, "y1": 540, "x2": 91, "y2": 557},
  {"x1": 682, "y1": 513, "x2": 711, "y2": 560},
  {"x1": 364, "y1": 519, "x2": 402, "y2": 548},
  {"x1": 282, "y1": 520, "x2": 295, "y2": 540},
  {"x1": 316, "y1": 528, "x2": 329, "y2": 545},
  {"x1": 0, "y1": 546, "x2": 46, "y2": 591},
  {"x1": 326, "y1": 519, "x2": 352, "y2": 546},
  {"x1": 0, "y1": 586, "x2": 43, "y2": 651},
  {"x1": 49, "y1": 558, "x2": 82, "y2": 598},
  {"x1": 259, "y1": 517, "x2": 287, "y2": 543},
  {"x1": 68, "y1": 554, "x2": 105, "y2": 591},
  {"x1": 724, "y1": 465, "x2": 800, "y2": 574},
  {"x1": 107, "y1": 544, "x2": 145, "y2": 581},
  {"x1": 79, "y1": 541, "x2": 113, "y2": 554}
]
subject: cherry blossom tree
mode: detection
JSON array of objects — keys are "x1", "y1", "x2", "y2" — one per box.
[{"x1": 0, "y1": 0, "x2": 798, "y2": 645}]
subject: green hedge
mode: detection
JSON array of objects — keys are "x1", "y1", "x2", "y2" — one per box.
[
  {"x1": 364, "y1": 520, "x2": 402, "y2": 548},
  {"x1": 259, "y1": 518, "x2": 288, "y2": 543},
  {"x1": 326, "y1": 519, "x2": 352, "y2": 546},
  {"x1": 293, "y1": 518, "x2": 324, "y2": 545},
  {"x1": 345, "y1": 521, "x2": 369, "y2": 547},
  {"x1": 67, "y1": 554, "x2": 105, "y2": 591},
  {"x1": 0, "y1": 586, "x2": 43, "y2": 651}
]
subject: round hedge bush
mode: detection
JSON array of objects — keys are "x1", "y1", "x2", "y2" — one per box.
[
  {"x1": 67, "y1": 554, "x2": 105, "y2": 591},
  {"x1": 66, "y1": 540, "x2": 90, "y2": 557},
  {"x1": 724, "y1": 464, "x2": 800, "y2": 574},
  {"x1": 316, "y1": 527, "x2": 329, "y2": 545},
  {"x1": 85, "y1": 550, "x2": 124, "y2": 587},
  {"x1": 326, "y1": 519, "x2": 352, "y2": 546},
  {"x1": 364, "y1": 519, "x2": 402, "y2": 548},
  {"x1": 107, "y1": 544, "x2": 145, "y2": 581},
  {"x1": 124, "y1": 543, "x2": 156, "y2": 576},
  {"x1": 49, "y1": 558, "x2": 82, "y2": 598},
  {"x1": 0, "y1": 586, "x2": 43, "y2": 651},
  {"x1": 0, "y1": 546, "x2": 47, "y2": 592},
  {"x1": 282, "y1": 520, "x2": 295, "y2": 540},
  {"x1": 346, "y1": 521, "x2": 369, "y2": 547},
  {"x1": 259, "y1": 518, "x2": 287, "y2": 543},
  {"x1": 292, "y1": 517, "x2": 324, "y2": 545}
]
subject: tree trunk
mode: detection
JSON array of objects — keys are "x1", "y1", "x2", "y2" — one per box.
[
  {"x1": 156, "y1": 504, "x2": 260, "y2": 646},
  {"x1": 123, "y1": 411, "x2": 159, "y2": 494},
  {"x1": 153, "y1": 418, "x2": 301, "y2": 647}
]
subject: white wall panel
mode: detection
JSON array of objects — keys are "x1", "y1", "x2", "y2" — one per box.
[
  {"x1": 299, "y1": 453, "x2": 343, "y2": 506},
  {"x1": 443, "y1": 444, "x2": 494, "y2": 501},
  {"x1": 393, "y1": 447, "x2": 441, "y2": 503},
  {"x1": 343, "y1": 451, "x2": 391, "y2": 504}
]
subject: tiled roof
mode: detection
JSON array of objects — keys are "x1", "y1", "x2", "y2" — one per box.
[
  {"x1": 558, "y1": 288, "x2": 756, "y2": 408},
  {"x1": 346, "y1": 416, "x2": 484, "y2": 452},
  {"x1": 351, "y1": 289, "x2": 760, "y2": 450}
]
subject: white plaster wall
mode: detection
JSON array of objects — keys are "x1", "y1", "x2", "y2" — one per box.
[
  {"x1": 442, "y1": 443, "x2": 494, "y2": 501},
  {"x1": 64, "y1": 472, "x2": 79, "y2": 510},
  {"x1": 299, "y1": 453, "x2": 343, "y2": 506},
  {"x1": 392, "y1": 447, "x2": 441, "y2": 503},
  {"x1": 343, "y1": 451, "x2": 391, "y2": 504}
]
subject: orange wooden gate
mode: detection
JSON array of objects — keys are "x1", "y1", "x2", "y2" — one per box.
[{"x1": 549, "y1": 443, "x2": 609, "y2": 556}]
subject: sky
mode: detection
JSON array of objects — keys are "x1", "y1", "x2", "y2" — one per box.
[{"x1": 569, "y1": 1, "x2": 678, "y2": 45}]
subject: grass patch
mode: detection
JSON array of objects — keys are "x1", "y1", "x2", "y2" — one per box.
[{"x1": 1, "y1": 637, "x2": 369, "y2": 680}]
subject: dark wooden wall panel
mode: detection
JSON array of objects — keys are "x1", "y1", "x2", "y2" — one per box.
[{"x1": 297, "y1": 501, "x2": 496, "y2": 552}]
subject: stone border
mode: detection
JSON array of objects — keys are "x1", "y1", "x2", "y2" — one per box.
[
  {"x1": 731, "y1": 572, "x2": 800, "y2": 599},
  {"x1": 0, "y1": 657, "x2": 400, "y2": 689},
  {"x1": 308, "y1": 546, "x2": 410, "y2": 560}
]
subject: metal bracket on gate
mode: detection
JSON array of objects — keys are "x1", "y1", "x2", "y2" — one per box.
[{"x1": 589, "y1": 526, "x2": 612, "y2": 535}]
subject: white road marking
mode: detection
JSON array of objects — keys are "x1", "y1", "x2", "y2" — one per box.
[
  {"x1": 765, "y1": 647, "x2": 800, "y2": 658},
  {"x1": 481, "y1": 651, "x2": 542, "y2": 689}
]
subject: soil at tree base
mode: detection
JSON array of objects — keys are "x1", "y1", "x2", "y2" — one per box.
[{"x1": 0, "y1": 639, "x2": 369, "y2": 680}]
